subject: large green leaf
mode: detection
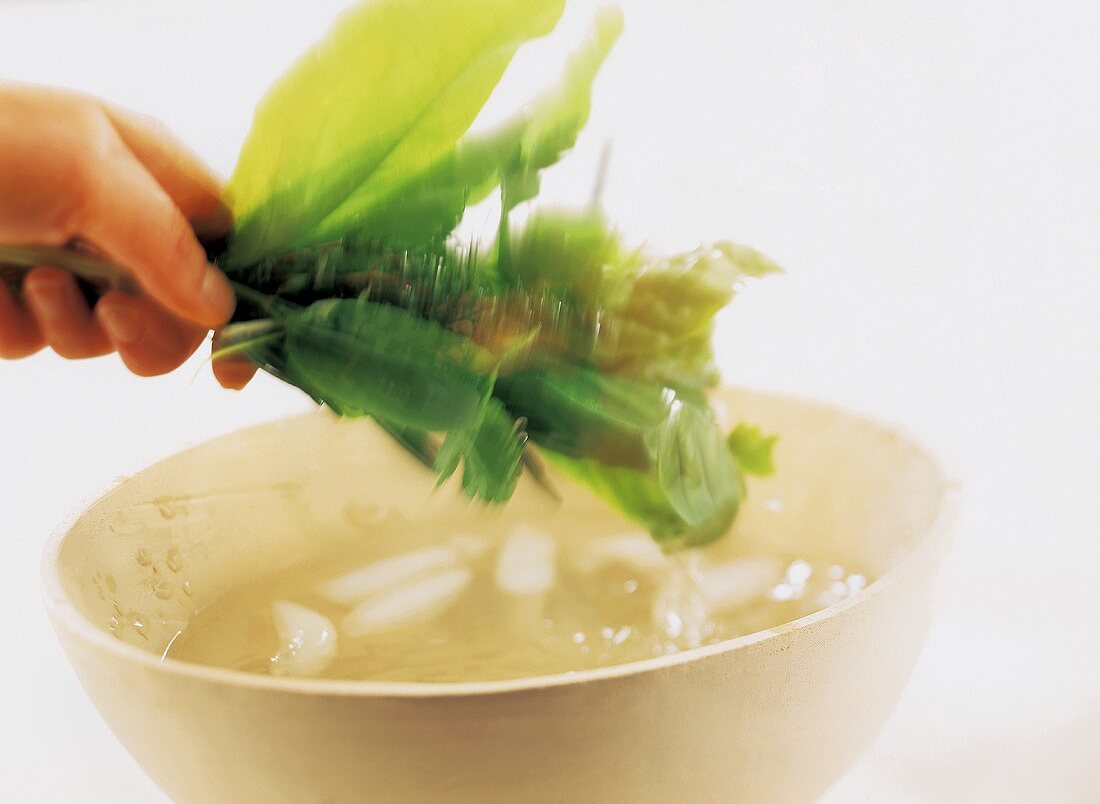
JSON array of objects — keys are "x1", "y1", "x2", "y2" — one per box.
[
  {"x1": 282, "y1": 299, "x2": 494, "y2": 431},
  {"x1": 306, "y1": 7, "x2": 623, "y2": 248},
  {"x1": 225, "y1": 0, "x2": 565, "y2": 266}
]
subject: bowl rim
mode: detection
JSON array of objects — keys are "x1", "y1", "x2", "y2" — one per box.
[{"x1": 41, "y1": 389, "x2": 959, "y2": 700}]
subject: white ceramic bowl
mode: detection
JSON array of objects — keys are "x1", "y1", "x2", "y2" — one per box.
[{"x1": 44, "y1": 388, "x2": 954, "y2": 803}]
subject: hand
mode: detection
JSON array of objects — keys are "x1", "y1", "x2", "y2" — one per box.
[{"x1": 0, "y1": 82, "x2": 256, "y2": 388}]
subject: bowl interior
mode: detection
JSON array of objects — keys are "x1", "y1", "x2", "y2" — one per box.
[{"x1": 49, "y1": 388, "x2": 949, "y2": 666}]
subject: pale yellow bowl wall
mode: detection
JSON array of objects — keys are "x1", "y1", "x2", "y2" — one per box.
[{"x1": 44, "y1": 389, "x2": 954, "y2": 803}]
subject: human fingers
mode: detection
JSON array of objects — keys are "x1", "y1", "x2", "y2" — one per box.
[
  {"x1": 94, "y1": 290, "x2": 206, "y2": 376},
  {"x1": 212, "y1": 352, "x2": 258, "y2": 390},
  {"x1": 22, "y1": 266, "x2": 111, "y2": 359},
  {"x1": 209, "y1": 328, "x2": 259, "y2": 390},
  {"x1": 0, "y1": 281, "x2": 44, "y2": 358},
  {"x1": 75, "y1": 144, "x2": 235, "y2": 329}
]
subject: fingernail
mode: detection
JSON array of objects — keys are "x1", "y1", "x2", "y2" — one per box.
[
  {"x1": 200, "y1": 266, "x2": 236, "y2": 324},
  {"x1": 98, "y1": 304, "x2": 142, "y2": 345}
]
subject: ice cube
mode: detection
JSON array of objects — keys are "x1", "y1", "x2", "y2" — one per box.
[
  {"x1": 270, "y1": 601, "x2": 338, "y2": 678},
  {"x1": 316, "y1": 545, "x2": 459, "y2": 605},
  {"x1": 573, "y1": 532, "x2": 667, "y2": 575},
  {"x1": 495, "y1": 524, "x2": 557, "y2": 596},
  {"x1": 340, "y1": 567, "x2": 472, "y2": 637},
  {"x1": 696, "y1": 558, "x2": 782, "y2": 611}
]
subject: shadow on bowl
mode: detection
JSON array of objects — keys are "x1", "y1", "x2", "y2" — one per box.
[{"x1": 43, "y1": 388, "x2": 955, "y2": 803}]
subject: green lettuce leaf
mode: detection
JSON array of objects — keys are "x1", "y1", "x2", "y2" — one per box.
[
  {"x1": 224, "y1": 0, "x2": 566, "y2": 266},
  {"x1": 305, "y1": 8, "x2": 623, "y2": 249},
  {"x1": 504, "y1": 212, "x2": 781, "y2": 395},
  {"x1": 594, "y1": 241, "x2": 782, "y2": 394}
]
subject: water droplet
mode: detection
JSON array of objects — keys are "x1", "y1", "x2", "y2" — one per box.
[
  {"x1": 182, "y1": 580, "x2": 193, "y2": 597},
  {"x1": 131, "y1": 614, "x2": 148, "y2": 639},
  {"x1": 153, "y1": 579, "x2": 175, "y2": 600},
  {"x1": 623, "y1": 579, "x2": 638, "y2": 594},
  {"x1": 166, "y1": 547, "x2": 184, "y2": 573},
  {"x1": 572, "y1": 632, "x2": 586, "y2": 644},
  {"x1": 155, "y1": 497, "x2": 182, "y2": 519},
  {"x1": 827, "y1": 564, "x2": 845, "y2": 581}
]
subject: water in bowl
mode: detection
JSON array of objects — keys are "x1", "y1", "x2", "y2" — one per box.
[{"x1": 167, "y1": 503, "x2": 868, "y2": 682}]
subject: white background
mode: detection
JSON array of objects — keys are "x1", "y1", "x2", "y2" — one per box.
[{"x1": 2, "y1": 1, "x2": 1098, "y2": 801}]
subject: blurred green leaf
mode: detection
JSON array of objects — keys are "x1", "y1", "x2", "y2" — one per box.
[
  {"x1": 435, "y1": 395, "x2": 525, "y2": 503},
  {"x1": 308, "y1": 9, "x2": 622, "y2": 249},
  {"x1": 496, "y1": 367, "x2": 740, "y2": 545},
  {"x1": 283, "y1": 299, "x2": 494, "y2": 431},
  {"x1": 225, "y1": 0, "x2": 566, "y2": 265},
  {"x1": 727, "y1": 423, "x2": 778, "y2": 477}
]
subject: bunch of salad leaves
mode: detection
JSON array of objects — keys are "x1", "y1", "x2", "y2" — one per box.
[{"x1": 211, "y1": 0, "x2": 779, "y2": 548}]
